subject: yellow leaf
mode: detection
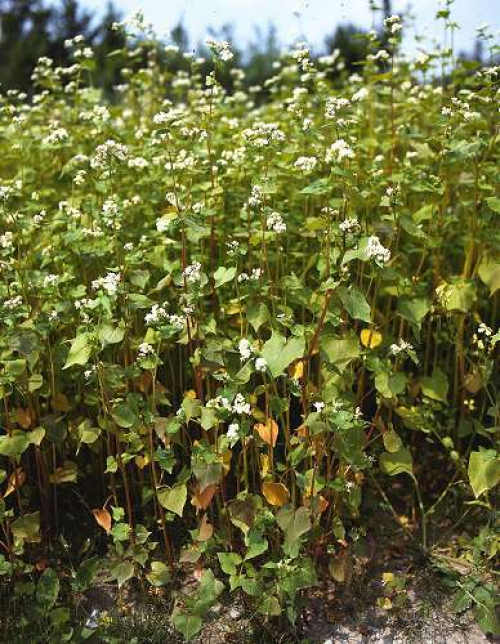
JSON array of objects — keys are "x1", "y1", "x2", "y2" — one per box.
[
  {"x1": 360, "y1": 328, "x2": 382, "y2": 349},
  {"x1": 291, "y1": 360, "x2": 304, "y2": 380},
  {"x1": 184, "y1": 389, "x2": 197, "y2": 400},
  {"x1": 3, "y1": 467, "x2": 26, "y2": 499},
  {"x1": 92, "y1": 508, "x2": 112, "y2": 533},
  {"x1": 221, "y1": 450, "x2": 232, "y2": 476},
  {"x1": 262, "y1": 481, "x2": 290, "y2": 506},
  {"x1": 255, "y1": 418, "x2": 278, "y2": 447},
  {"x1": 260, "y1": 454, "x2": 270, "y2": 479},
  {"x1": 135, "y1": 454, "x2": 149, "y2": 469}
]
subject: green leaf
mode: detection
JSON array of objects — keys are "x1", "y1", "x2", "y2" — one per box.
[
  {"x1": 322, "y1": 334, "x2": 360, "y2": 369},
  {"x1": 214, "y1": 266, "x2": 237, "y2": 288},
  {"x1": 276, "y1": 505, "x2": 311, "y2": 557},
  {"x1": 98, "y1": 324, "x2": 125, "y2": 347},
  {"x1": 421, "y1": 368, "x2": 448, "y2": 403},
  {"x1": 157, "y1": 483, "x2": 187, "y2": 516},
  {"x1": 172, "y1": 611, "x2": 203, "y2": 641},
  {"x1": 468, "y1": 450, "x2": 500, "y2": 498},
  {"x1": 247, "y1": 301, "x2": 269, "y2": 332},
  {"x1": 485, "y1": 196, "x2": 500, "y2": 214},
  {"x1": 217, "y1": 552, "x2": 242, "y2": 576},
  {"x1": 261, "y1": 332, "x2": 305, "y2": 378},
  {"x1": 439, "y1": 279, "x2": 477, "y2": 312},
  {"x1": 337, "y1": 285, "x2": 371, "y2": 323},
  {"x1": 383, "y1": 431, "x2": 402, "y2": 453},
  {"x1": 380, "y1": 447, "x2": 413, "y2": 477},
  {"x1": 0, "y1": 432, "x2": 30, "y2": 457},
  {"x1": 111, "y1": 402, "x2": 137, "y2": 428},
  {"x1": 193, "y1": 569, "x2": 224, "y2": 615},
  {"x1": 146, "y1": 561, "x2": 171, "y2": 587},
  {"x1": 11, "y1": 511, "x2": 40, "y2": 545},
  {"x1": 111, "y1": 560, "x2": 134, "y2": 588},
  {"x1": 397, "y1": 298, "x2": 430, "y2": 331},
  {"x1": 36, "y1": 568, "x2": 60, "y2": 613},
  {"x1": 258, "y1": 594, "x2": 281, "y2": 616},
  {"x1": 473, "y1": 585, "x2": 500, "y2": 635},
  {"x1": 477, "y1": 256, "x2": 500, "y2": 296},
  {"x1": 63, "y1": 333, "x2": 94, "y2": 369}
]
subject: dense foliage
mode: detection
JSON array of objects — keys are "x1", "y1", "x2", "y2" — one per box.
[{"x1": 0, "y1": 8, "x2": 498, "y2": 641}]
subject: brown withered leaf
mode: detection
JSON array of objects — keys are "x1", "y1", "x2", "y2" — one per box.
[
  {"x1": 191, "y1": 484, "x2": 218, "y2": 510},
  {"x1": 92, "y1": 508, "x2": 112, "y2": 533},
  {"x1": 197, "y1": 514, "x2": 214, "y2": 541},
  {"x1": 255, "y1": 418, "x2": 278, "y2": 446}
]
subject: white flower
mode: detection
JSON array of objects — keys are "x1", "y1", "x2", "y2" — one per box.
[
  {"x1": 266, "y1": 211, "x2": 286, "y2": 234},
  {"x1": 91, "y1": 272, "x2": 121, "y2": 295},
  {"x1": 238, "y1": 338, "x2": 254, "y2": 361},
  {"x1": 3, "y1": 295, "x2": 23, "y2": 309},
  {"x1": 294, "y1": 156, "x2": 318, "y2": 172},
  {"x1": 138, "y1": 342, "x2": 154, "y2": 357},
  {"x1": 366, "y1": 236, "x2": 391, "y2": 265},
  {"x1": 227, "y1": 422, "x2": 240, "y2": 443},
  {"x1": 206, "y1": 38, "x2": 234, "y2": 62},
  {"x1": 183, "y1": 262, "x2": 202, "y2": 284},
  {"x1": 339, "y1": 218, "x2": 359, "y2": 233},
  {"x1": 352, "y1": 87, "x2": 368, "y2": 102},
  {"x1": 255, "y1": 357, "x2": 268, "y2": 372},
  {"x1": 0, "y1": 232, "x2": 14, "y2": 249},
  {"x1": 313, "y1": 401, "x2": 325, "y2": 413},
  {"x1": 390, "y1": 339, "x2": 413, "y2": 355},
  {"x1": 168, "y1": 314, "x2": 185, "y2": 331},
  {"x1": 232, "y1": 393, "x2": 251, "y2": 415},
  {"x1": 145, "y1": 303, "x2": 168, "y2": 325},
  {"x1": 326, "y1": 139, "x2": 355, "y2": 162},
  {"x1": 43, "y1": 274, "x2": 58, "y2": 288}
]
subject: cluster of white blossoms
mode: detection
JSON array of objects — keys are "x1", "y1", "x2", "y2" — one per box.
[
  {"x1": 390, "y1": 339, "x2": 414, "y2": 355},
  {"x1": 238, "y1": 338, "x2": 254, "y2": 361},
  {"x1": 246, "y1": 185, "x2": 262, "y2": 209},
  {"x1": 43, "y1": 274, "x2": 58, "y2": 288},
  {"x1": 291, "y1": 42, "x2": 311, "y2": 72},
  {"x1": 3, "y1": 295, "x2": 23, "y2": 310},
  {"x1": 339, "y1": 218, "x2": 360, "y2": 233},
  {"x1": 0, "y1": 185, "x2": 12, "y2": 201},
  {"x1": 137, "y1": 343, "x2": 154, "y2": 358},
  {"x1": 237, "y1": 268, "x2": 262, "y2": 282},
  {"x1": 231, "y1": 393, "x2": 251, "y2": 415},
  {"x1": 473, "y1": 323, "x2": 494, "y2": 350},
  {"x1": 372, "y1": 49, "x2": 390, "y2": 61},
  {"x1": 207, "y1": 393, "x2": 252, "y2": 416},
  {"x1": 255, "y1": 357, "x2": 268, "y2": 373},
  {"x1": 205, "y1": 38, "x2": 234, "y2": 62},
  {"x1": 294, "y1": 156, "x2": 318, "y2": 173},
  {"x1": 42, "y1": 126, "x2": 68, "y2": 145},
  {"x1": 183, "y1": 261, "x2": 202, "y2": 284},
  {"x1": 326, "y1": 138, "x2": 355, "y2": 162},
  {"x1": 266, "y1": 211, "x2": 286, "y2": 234},
  {"x1": 226, "y1": 422, "x2": 240, "y2": 444},
  {"x1": 366, "y1": 236, "x2": 391, "y2": 264},
  {"x1": 352, "y1": 87, "x2": 369, "y2": 102},
  {"x1": 325, "y1": 96, "x2": 350, "y2": 120},
  {"x1": 0, "y1": 231, "x2": 14, "y2": 249},
  {"x1": 91, "y1": 272, "x2": 121, "y2": 296},
  {"x1": 242, "y1": 122, "x2": 285, "y2": 147},
  {"x1": 384, "y1": 14, "x2": 403, "y2": 35},
  {"x1": 90, "y1": 139, "x2": 128, "y2": 169}
]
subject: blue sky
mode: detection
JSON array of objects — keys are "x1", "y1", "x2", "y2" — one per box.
[{"x1": 83, "y1": 0, "x2": 498, "y2": 56}]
